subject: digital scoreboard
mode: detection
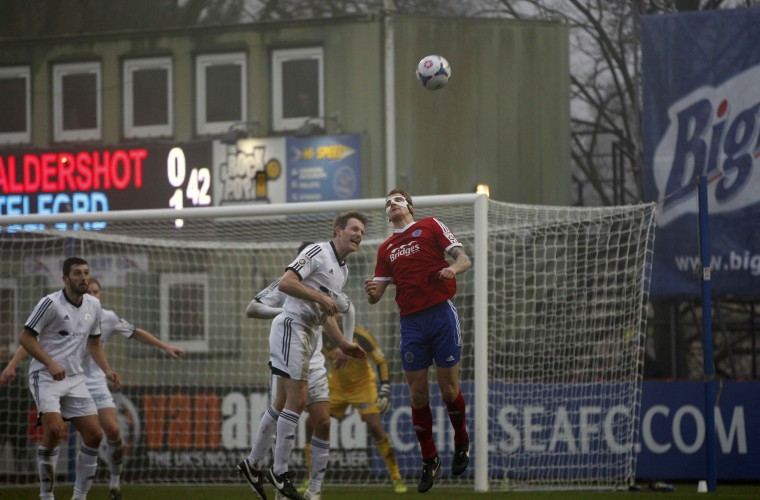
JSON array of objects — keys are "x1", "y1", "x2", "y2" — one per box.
[{"x1": 0, "y1": 142, "x2": 213, "y2": 217}]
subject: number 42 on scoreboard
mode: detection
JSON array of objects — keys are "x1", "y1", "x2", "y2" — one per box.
[{"x1": 167, "y1": 147, "x2": 212, "y2": 211}]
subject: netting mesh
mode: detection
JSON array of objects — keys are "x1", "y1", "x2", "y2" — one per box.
[{"x1": 0, "y1": 197, "x2": 655, "y2": 491}]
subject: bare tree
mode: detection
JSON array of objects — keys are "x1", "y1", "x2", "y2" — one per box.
[{"x1": 473, "y1": 0, "x2": 760, "y2": 206}]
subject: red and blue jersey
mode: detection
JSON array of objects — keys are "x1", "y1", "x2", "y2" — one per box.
[{"x1": 373, "y1": 217, "x2": 462, "y2": 316}]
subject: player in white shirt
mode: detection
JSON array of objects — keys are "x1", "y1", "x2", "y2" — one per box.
[
  {"x1": 86, "y1": 278, "x2": 186, "y2": 500},
  {"x1": 17, "y1": 257, "x2": 120, "y2": 500},
  {"x1": 241, "y1": 211, "x2": 368, "y2": 500},
  {"x1": 1, "y1": 277, "x2": 186, "y2": 500},
  {"x1": 238, "y1": 242, "x2": 356, "y2": 500}
]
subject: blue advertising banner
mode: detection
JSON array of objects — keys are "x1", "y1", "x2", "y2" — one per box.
[
  {"x1": 641, "y1": 8, "x2": 760, "y2": 299},
  {"x1": 636, "y1": 381, "x2": 757, "y2": 480},
  {"x1": 286, "y1": 135, "x2": 361, "y2": 202},
  {"x1": 5, "y1": 381, "x2": 756, "y2": 481}
]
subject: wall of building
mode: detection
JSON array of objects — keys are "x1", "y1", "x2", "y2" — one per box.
[{"x1": 0, "y1": 14, "x2": 569, "y2": 205}]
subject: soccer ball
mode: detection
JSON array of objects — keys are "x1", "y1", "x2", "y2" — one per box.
[{"x1": 416, "y1": 55, "x2": 451, "y2": 90}]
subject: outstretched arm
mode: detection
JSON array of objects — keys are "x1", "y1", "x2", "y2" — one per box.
[
  {"x1": 245, "y1": 298, "x2": 283, "y2": 319},
  {"x1": 132, "y1": 328, "x2": 186, "y2": 358},
  {"x1": 0, "y1": 344, "x2": 28, "y2": 387}
]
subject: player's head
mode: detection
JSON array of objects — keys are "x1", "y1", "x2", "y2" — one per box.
[
  {"x1": 332, "y1": 210, "x2": 367, "y2": 257},
  {"x1": 332, "y1": 210, "x2": 368, "y2": 237},
  {"x1": 62, "y1": 256, "x2": 90, "y2": 296},
  {"x1": 298, "y1": 241, "x2": 315, "y2": 254},
  {"x1": 385, "y1": 188, "x2": 414, "y2": 221},
  {"x1": 88, "y1": 277, "x2": 102, "y2": 299}
]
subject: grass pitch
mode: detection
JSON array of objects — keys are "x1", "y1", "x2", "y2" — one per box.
[{"x1": 1, "y1": 483, "x2": 760, "y2": 499}]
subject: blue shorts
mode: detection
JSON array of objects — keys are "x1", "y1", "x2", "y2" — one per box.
[{"x1": 399, "y1": 300, "x2": 462, "y2": 372}]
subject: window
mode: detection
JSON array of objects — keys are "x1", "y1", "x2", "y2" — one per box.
[
  {"x1": 160, "y1": 273, "x2": 209, "y2": 352},
  {"x1": 195, "y1": 53, "x2": 247, "y2": 135},
  {"x1": 0, "y1": 66, "x2": 31, "y2": 145},
  {"x1": 272, "y1": 47, "x2": 324, "y2": 131},
  {"x1": 53, "y1": 61, "x2": 101, "y2": 142},
  {"x1": 124, "y1": 57, "x2": 173, "y2": 138}
]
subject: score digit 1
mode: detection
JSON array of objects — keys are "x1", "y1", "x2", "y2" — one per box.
[{"x1": 167, "y1": 147, "x2": 187, "y2": 228}]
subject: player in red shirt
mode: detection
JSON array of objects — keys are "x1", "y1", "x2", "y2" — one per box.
[{"x1": 364, "y1": 188, "x2": 472, "y2": 493}]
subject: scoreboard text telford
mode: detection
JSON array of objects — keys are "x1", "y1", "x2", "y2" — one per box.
[{"x1": 0, "y1": 143, "x2": 212, "y2": 216}]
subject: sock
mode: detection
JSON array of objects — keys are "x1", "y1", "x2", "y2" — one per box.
[
  {"x1": 308, "y1": 437, "x2": 329, "y2": 493},
  {"x1": 107, "y1": 438, "x2": 124, "y2": 489},
  {"x1": 248, "y1": 405, "x2": 280, "y2": 469},
  {"x1": 446, "y1": 389, "x2": 470, "y2": 445},
  {"x1": 272, "y1": 409, "x2": 300, "y2": 476},
  {"x1": 72, "y1": 444, "x2": 99, "y2": 498},
  {"x1": 303, "y1": 440, "x2": 311, "y2": 476},
  {"x1": 411, "y1": 404, "x2": 437, "y2": 460},
  {"x1": 37, "y1": 446, "x2": 59, "y2": 498},
  {"x1": 375, "y1": 435, "x2": 401, "y2": 481}
]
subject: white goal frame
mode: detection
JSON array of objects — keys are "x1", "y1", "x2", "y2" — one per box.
[{"x1": 1, "y1": 193, "x2": 654, "y2": 492}]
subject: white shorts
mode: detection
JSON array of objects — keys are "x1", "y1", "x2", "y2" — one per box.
[
  {"x1": 271, "y1": 352, "x2": 330, "y2": 405},
  {"x1": 269, "y1": 314, "x2": 320, "y2": 381},
  {"x1": 29, "y1": 370, "x2": 97, "y2": 420},
  {"x1": 86, "y1": 376, "x2": 116, "y2": 410}
]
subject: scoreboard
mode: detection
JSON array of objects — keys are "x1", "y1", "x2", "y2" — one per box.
[{"x1": 0, "y1": 141, "x2": 213, "y2": 216}]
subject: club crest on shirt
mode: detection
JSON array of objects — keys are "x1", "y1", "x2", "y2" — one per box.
[{"x1": 412, "y1": 229, "x2": 422, "y2": 237}]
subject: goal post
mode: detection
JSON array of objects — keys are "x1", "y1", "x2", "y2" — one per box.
[{"x1": 0, "y1": 195, "x2": 655, "y2": 492}]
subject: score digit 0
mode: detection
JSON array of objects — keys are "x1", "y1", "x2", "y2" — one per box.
[{"x1": 167, "y1": 147, "x2": 213, "y2": 228}]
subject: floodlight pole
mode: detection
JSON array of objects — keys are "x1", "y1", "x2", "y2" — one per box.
[{"x1": 697, "y1": 174, "x2": 717, "y2": 492}]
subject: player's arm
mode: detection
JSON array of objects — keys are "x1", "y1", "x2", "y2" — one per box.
[
  {"x1": 132, "y1": 328, "x2": 186, "y2": 358},
  {"x1": 87, "y1": 336, "x2": 121, "y2": 391},
  {"x1": 245, "y1": 298, "x2": 283, "y2": 319},
  {"x1": 278, "y1": 270, "x2": 337, "y2": 316},
  {"x1": 364, "y1": 278, "x2": 390, "y2": 304},
  {"x1": 0, "y1": 344, "x2": 28, "y2": 387},
  {"x1": 323, "y1": 315, "x2": 366, "y2": 359},
  {"x1": 439, "y1": 245, "x2": 472, "y2": 280},
  {"x1": 18, "y1": 327, "x2": 65, "y2": 381}
]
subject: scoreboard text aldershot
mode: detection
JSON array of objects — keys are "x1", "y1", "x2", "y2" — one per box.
[{"x1": 0, "y1": 142, "x2": 213, "y2": 229}]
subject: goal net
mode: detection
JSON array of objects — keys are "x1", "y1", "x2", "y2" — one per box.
[{"x1": 0, "y1": 195, "x2": 655, "y2": 492}]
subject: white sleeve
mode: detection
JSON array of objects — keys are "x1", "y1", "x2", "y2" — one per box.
[
  {"x1": 341, "y1": 302, "x2": 356, "y2": 342},
  {"x1": 246, "y1": 298, "x2": 283, "y2": 319},
  {"x1": 246, "y1": 279, "x2": 286, "y2": 319}
]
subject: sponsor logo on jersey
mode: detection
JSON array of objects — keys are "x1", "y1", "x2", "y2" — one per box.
[
  {"x1": 389, "y1": 241, "x2": 420, "y2": 262},
  {"x1": 412, "y1": 229, "x2": 422, "y2": 237}
]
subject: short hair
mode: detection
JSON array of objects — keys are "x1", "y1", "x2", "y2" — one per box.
[
  {"x1": 63, "y1": 256, "x2": 88, "y2": 276},
  {"x1": 333, "y1": 210, "x2": 368, "y2": 236},
  {"x1": 386, "y1": 188, "x2": 414, "y2": 215},
  {"x1": 298, "y1": 241, "x2": 314, "y2": 253},
  {"x1": 89, "y1": 277, "x2": 101, "y2": 288}
]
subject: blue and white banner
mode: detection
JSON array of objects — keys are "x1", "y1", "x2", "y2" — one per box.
[
  {"x1": 641, "y1": 8, "x2": 760, "y2": 299},
  {"x1": 5, "y1": 381, "x2": 756, "y2": 481}
]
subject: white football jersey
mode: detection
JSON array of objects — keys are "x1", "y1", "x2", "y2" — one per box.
[
  {"x1": 283, "y1": 241, "x2": 349, "y2": 327},
  {"x1": 84, "y1": 308, "x2": 135, "y2": 379},
  {"x1": 255, "y1": 278, "x2": 325, "y2": 370},
  {"x1": 25, "y1": 290, "x2": 102, "y2": 377}
]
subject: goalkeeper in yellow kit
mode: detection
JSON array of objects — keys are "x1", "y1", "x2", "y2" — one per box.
[{"x1": 301, "y1": 310, "x2": 407, "y2": 494}]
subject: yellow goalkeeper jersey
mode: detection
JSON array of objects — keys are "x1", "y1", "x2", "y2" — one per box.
[{"x1": 323, "y1": 325, "x2": 390, "y2": 392}]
